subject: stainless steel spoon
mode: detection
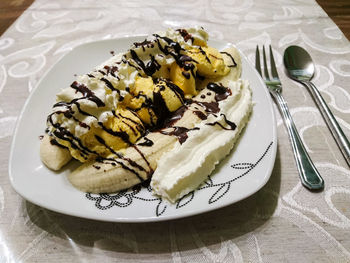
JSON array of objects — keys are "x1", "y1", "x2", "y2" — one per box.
[{"x1": 284, "y1": 45, "x2": 350, "y2": 167}]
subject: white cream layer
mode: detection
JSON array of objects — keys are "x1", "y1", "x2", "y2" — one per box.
[{"x1": 151, "y1": 79, "x2": 252, "y2": 203}]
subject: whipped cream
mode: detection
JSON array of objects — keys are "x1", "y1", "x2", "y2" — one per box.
[
  {"x1": 47, "y1": 28, "x2": 207, "y2": 140},
  {"x1": 151, "y1": 79, "x2": 252, "y2": 203}
]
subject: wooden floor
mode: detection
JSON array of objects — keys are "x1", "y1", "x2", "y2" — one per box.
[{"x1": 0, "y1": 0, "x2": 349, "y2": 39}]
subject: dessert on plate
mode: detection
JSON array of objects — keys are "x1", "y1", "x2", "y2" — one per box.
[{"x1": 40, "y1": 27, "x2": 252, "y2": 203}]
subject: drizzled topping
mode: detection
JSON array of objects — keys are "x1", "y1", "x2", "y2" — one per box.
[
  {"x1": 161, "y1": 126, "x2": 200, "y2": 144},
  {"x1": 91, "y1": 81, "x2": 238, "y2": 184},
  {"x1": 133, "y1": 40, "x2": 154, "y2": 50},
  {"x1": 176, "y1": 29, "x2": 193, "y2": 42},
  {"x1": 207, "y1": 82, "x2": 232, "y2": 101},
  {"x1": 220, "y1": 51, "x2": 237, "y2": 67},
  {"x1": 130, "y1": 50, "x2": 161, "y2": 76},
  {"x1": 45, "y1": 27, "x2": 232, "y2": 169},
  {"x1": 137, "y1": 137, "x2": 154, "y2": 147},
  {"x1": 70, "y1": 81, "x2": 105, "y2": 107}
]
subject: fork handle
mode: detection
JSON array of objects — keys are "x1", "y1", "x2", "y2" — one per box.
[
  {"x1": 270, "y1": 90, "x2": 324, "y2": 190},
  {"x1": 303, "y1": 81, "x2": 350, "y2": 167}
]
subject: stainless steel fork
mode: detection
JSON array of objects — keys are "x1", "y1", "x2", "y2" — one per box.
[{"x1": 256, "y1": 45, "x2": 324, "y2": 190}]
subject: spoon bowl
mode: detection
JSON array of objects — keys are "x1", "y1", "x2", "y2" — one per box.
[{"x1": 284, "y1": 46, "x2": 315, "y2": 81}]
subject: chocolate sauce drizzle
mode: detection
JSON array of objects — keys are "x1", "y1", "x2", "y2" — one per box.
[
  {"x1": 103, "y1": 65, "x2": 119, "y2": 78},
  {"x1": 71, "y1": 81, "x2": 105, "y2": 107},
  {"x1": 133, "y1": 145, "x2": 154, "y2": 175},
  {"x1": 49, "y1": 124, "x2": 97, "y2": 160},
  {"x1": 112, "y1": 110, "x2": 145, "y2": 136},
  {"x1": 133, "y1": 39, "x2": 154, "y2": 51},
  {"x1": 46, "y1": 29, "x2": 238, "y2": 186},
  {"x1": 160, "y1": 126, "x2": 199, "y2": 144},
  {"x1": 155, "y1": 78, "x2": 185, "y2": 104},
  {"x1": 130, "y1": 50, "x2": 161, "y2": 76},
  {"x1": 178, "y1": 54, "x2": 197, "y2": 78},
  {"x1": 207, "y1": 82, "x2": 232, "y2": 102},
  {"x1": 193, "y1": 109, "x2": 207, "y2": 120},
  {"x1": 101, "y1": 78, "x2": 118, "y2": 92},
  {"x1": 176, "y1": 29, "x2": 193, "y2": 42},
  {"x1": 188, "y1": 47, "x2": 211, "y2": 64},
  {"x1": 98, "y1": 70, "x2": 106, "y2": 75},
  {"x1": 207, "y1": 114, "x2": 236, "y2": 130},
  {"x1": 162, "y1": 104, "x2": 188, "y2": 127},
  {"x1": 137, "y1": 137, "x2": 154, "y2": 147},
  {"x1": 156, "y1": 82, "x2": 234, "y2": 145},
  {"x1": 199, "y1": 46, "x2": 211, "y2": 63},
  {"x1": 182, "y1": 71, "x2": 190, "y2": 79},
  {"x1": 97, "y1": 121, "x2": 131, "y2": 145},
  {"x1": 96, "y1": 155, "x2": 145, "y2": 182},
  {"x1": 220, "y1": 51, "x2": 237, "y2": 67},
  {"x1": 50, "y1": 138, "x2": 68, "y2": 149},
  {"x1": 153, "y1": 33, "x2": 198, "y2": 76},
  {"x1": 94, "y1": 135, "x2": 151, "y2": 181}
]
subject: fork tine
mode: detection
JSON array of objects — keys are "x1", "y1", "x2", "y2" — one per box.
[
  {"x1": 262, "y1": 46, "x2": 270, "y2": 80},
  {"x1": 255, "y1": 46, "x2": 262, "y2": 76},
  {"x1": 269, "y1": 45, "x2": 279, "y2": 79}
]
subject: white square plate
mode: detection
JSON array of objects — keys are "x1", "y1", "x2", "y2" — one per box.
[{"x1": 9, "y1": 36, "x2": 277, "y2": 222}]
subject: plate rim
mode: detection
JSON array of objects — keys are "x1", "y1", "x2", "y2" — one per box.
[{"x1": 9, "y1": 35, "x2": 277, "y2": 223}]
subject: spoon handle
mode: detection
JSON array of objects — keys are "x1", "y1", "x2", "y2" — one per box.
[
  {"x1": 271, "y1": 90, "x2": 324, "y2": 190},
  {"x1": 304, "y1": 81, "x2": 350, "y2": 167}
]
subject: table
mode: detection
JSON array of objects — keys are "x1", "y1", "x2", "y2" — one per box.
[
  {"x1": 1, "y1": 1, "x2": 350, "y2": 40},
  {"x1": 1, "y1": 0, "x2": 350, "y2": 262},
  {"x1": 316, "y1": 0, "x2": 350, "y2": 40}
]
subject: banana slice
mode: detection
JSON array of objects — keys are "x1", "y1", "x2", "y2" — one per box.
[
  {"x1": 67, "y1": 46, "x2": 243, "y2": 194},
  {"x1": 68, "y1": 133, "x2": 177, "y2": 193},
  {"x1": 40, "y1": 134, "x2": 71, "y2": 170}
]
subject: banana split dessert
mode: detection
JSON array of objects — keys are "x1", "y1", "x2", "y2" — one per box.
[{"x1": 40, "y1": 27, "x2": 252, "y2": 203}]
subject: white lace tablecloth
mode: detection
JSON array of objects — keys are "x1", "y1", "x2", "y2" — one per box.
[{"x1": 1, "y1": 0, "x2": 350, "y2": 262}]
